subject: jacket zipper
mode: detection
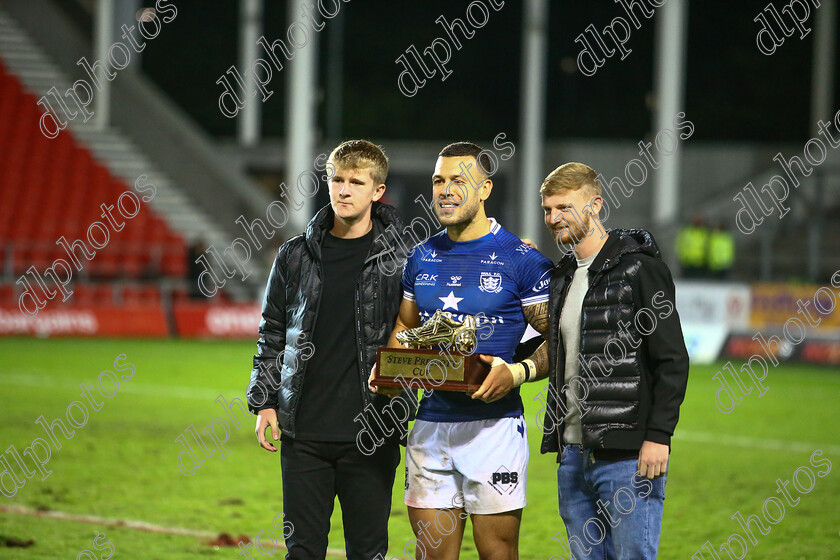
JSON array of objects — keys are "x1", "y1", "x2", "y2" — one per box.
[
  {"x1": 570, "y1": 258, "x2": 611, "y2": 448},
  {"x1": 555, "y1": 259, "x2": 605, "y2": 450},
  {"x1": 357, "y1": 233, "x2": 385, "y2": 409},
  {"x1": 555, "y1": 277, "x2": 572, "y2": 450},
  {"x1": 355, "y1": 266, "x2": 370, "y2": 408}
]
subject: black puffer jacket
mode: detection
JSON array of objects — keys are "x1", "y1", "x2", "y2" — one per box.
[
  {"x1": 247, "y1": 202, "x2": 408, "y2": 438},
  {"x1": 540, "y1": 229, "x2": 689, "y2": 456}
]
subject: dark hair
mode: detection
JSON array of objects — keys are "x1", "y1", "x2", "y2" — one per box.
[{"x1": 438, "y1": 141, "x2": 495, "y2": 177}]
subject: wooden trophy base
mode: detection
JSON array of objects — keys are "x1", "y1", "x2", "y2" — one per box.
[{"x1": 373, "y1": 347, "x2": 491, "y2": 392}]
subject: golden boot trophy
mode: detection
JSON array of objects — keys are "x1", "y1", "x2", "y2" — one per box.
[{"x1": 372, "y1": 310, "x2": 492, "y2": 392}]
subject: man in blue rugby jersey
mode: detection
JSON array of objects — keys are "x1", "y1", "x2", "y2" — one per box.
[{"x1": 371, "y1": 142, "x2": 552, "y2": 559}]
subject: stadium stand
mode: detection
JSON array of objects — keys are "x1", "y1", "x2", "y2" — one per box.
[{"x1": 0, "y1": 58, "x2": 221, "y2": 310}]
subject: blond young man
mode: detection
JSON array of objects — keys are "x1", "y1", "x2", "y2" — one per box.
[
  {"x1": 539, "y1": 163, "x2": 689, "y2": 560},
  {"x1": 247, "y1": 140, "x2": 407, "y2": 560}
]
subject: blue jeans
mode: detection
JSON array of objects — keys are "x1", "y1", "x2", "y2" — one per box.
[{"x1": 555, "y1": 445, "x2": 666, "y2": 560}]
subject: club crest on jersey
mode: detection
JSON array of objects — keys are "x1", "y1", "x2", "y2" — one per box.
[
  {"x1": 479, "y1": 272, "x2": 503, "y2": 294},
  {"x1": 447, "y1": 275, "x2": 462, "y2": 287}
]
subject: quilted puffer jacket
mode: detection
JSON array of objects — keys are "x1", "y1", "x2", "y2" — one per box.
[
  {"x1": 247, "y1": 202, "x2": 408, "y2": 438},
  {"x1": 540, "y1": 229, "x2": 689, "y2": 456}
]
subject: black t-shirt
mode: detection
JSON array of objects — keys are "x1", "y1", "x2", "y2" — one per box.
[{"x1": 294, "y1": 230, "x2": 373, "y2": 441}]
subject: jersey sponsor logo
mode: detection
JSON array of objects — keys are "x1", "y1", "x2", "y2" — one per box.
[
  {"x1": 489, "y1": 465, "x2": 520, "y2": 495},
  {"x1": 447, "y1": 275, "x2": 462, "y2": 287},
  {"x1": 531, "y1": 270, "x2": 551, "y2": 292},
  {"x1": 415, "y1": 273, "x2": 438, "y2": 286},
  {"x1": 480, "y1": 252, "x2": 505, "y2": 266},
  {"x1": 422, "y1": 249, "x2": 442, "y2": 263},
  {"x1": 479, "y1": 272, "x2": 503, "y2": 294},
  {"x1": 420, "y1": 310, "x2": 505, "y2": 324},
  {"x1": 516, "y1": 243, "x2": 532, "y2": 254}
]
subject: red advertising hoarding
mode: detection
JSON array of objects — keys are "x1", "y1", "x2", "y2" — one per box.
[
  {"x1": 173, "y1": 304, "x2": 261, "y2": 338},
  {"x1": 0, "y1": 306, "x2": 168, "y2": 337}
]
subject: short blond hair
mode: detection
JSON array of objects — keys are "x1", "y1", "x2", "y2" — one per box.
[
  {"x1": 328, "y1": 140, "x2": 389, "y2": 185},
  {"x1": 540, "y1": 162, "x2": 601, "y2": 198}
]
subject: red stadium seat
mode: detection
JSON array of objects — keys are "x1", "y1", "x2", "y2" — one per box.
[
  {"x1": 0, "y1": 284, "x2": 14, "y2": 304},
  {"x1": 0, "y1": 61, "x2": 190, "y2": 309},
  {"x1": 93, "y1": 284, "x2": 114, "y2": 305},
  {"x1": 72, "y1": 283, "x2": 95, "y2": 305}
]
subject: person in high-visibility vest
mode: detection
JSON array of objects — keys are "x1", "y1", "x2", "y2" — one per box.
[
  {"x1": 707, "y1": 222, "x2": 735, "y2": 280},
  {"x1": 676, "y1": 216, "x2": 710, "y2": 279}
]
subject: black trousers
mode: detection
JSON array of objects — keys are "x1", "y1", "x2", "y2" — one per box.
[{"x1": 280, "y1": 437, "x2": 401, "y2": 560}]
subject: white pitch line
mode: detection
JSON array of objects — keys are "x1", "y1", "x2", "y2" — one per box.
[
  {"x1": 0, "y1": 504, "x2": 349, "y2": 557},
  {"x1": 0, "y1": 503, "x2": 217, "y2": 538},
  {"x1": 0, "y1": 372, "x2": 230, "y2": 402},
  {"x1": 4, "y1": 372, "x2": 840, "y2": 456},
  {"x1": 676, "y1": 430, "x2": 840, "y2": 456}
]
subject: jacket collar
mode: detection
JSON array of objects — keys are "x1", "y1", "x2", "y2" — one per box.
[
  {"x1": 304, "y1": 201, "x2": 402, "y2": 261},
  {"x1": 554, "y1": 228, "x2": 661, "y2": 278}
]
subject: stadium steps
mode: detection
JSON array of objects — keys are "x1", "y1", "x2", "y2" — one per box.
[
  {"x1": 679, "y1": 149, "x2": 840, "y2": 283},
  {"x1": 736, "y1": 200, "x2": 840, "y2": 283},
  {"x1": 0, "y1": 7, "x2": 257, "y2": 300}
]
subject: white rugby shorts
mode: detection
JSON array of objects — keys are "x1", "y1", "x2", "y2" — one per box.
[{"x1": 404, "y1": 416, "x2": 528, "y2": 515}]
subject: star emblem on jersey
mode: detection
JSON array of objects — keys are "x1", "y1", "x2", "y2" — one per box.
[
  {"x1": 438, "y1": 291, "x2": 463, "y2": 311},
  {"x1": 479, "y1": 272, "x2": 503, "y2": 294}
]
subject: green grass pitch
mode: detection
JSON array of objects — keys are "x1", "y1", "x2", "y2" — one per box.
[{"x1": 0, "y1": 337, "x2": 838, "y2": 559}]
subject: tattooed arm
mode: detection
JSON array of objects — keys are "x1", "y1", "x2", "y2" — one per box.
[
  {"x1": 521, "y1": 301, "x2": 550, "y2": 381},
  {"x1": 471, "y1": 300, "x2": 552, "y2": 403}
]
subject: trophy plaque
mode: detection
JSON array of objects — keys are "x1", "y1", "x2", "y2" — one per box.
[{"x1": 373, "y1": 310, "x2": 491, "y2": 392}]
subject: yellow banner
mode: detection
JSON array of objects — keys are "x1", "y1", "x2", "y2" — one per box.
[{"x1": 749, "y1": 283, "x2": 840, "y2": 331}]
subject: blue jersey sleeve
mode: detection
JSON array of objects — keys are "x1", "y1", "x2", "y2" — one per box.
[
  {"x1": 515, "y1": 247, "x2": 553, "y2": 308},
  {"x1": 401, "y1": 252, "x2": 416, "y2": 302}
]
